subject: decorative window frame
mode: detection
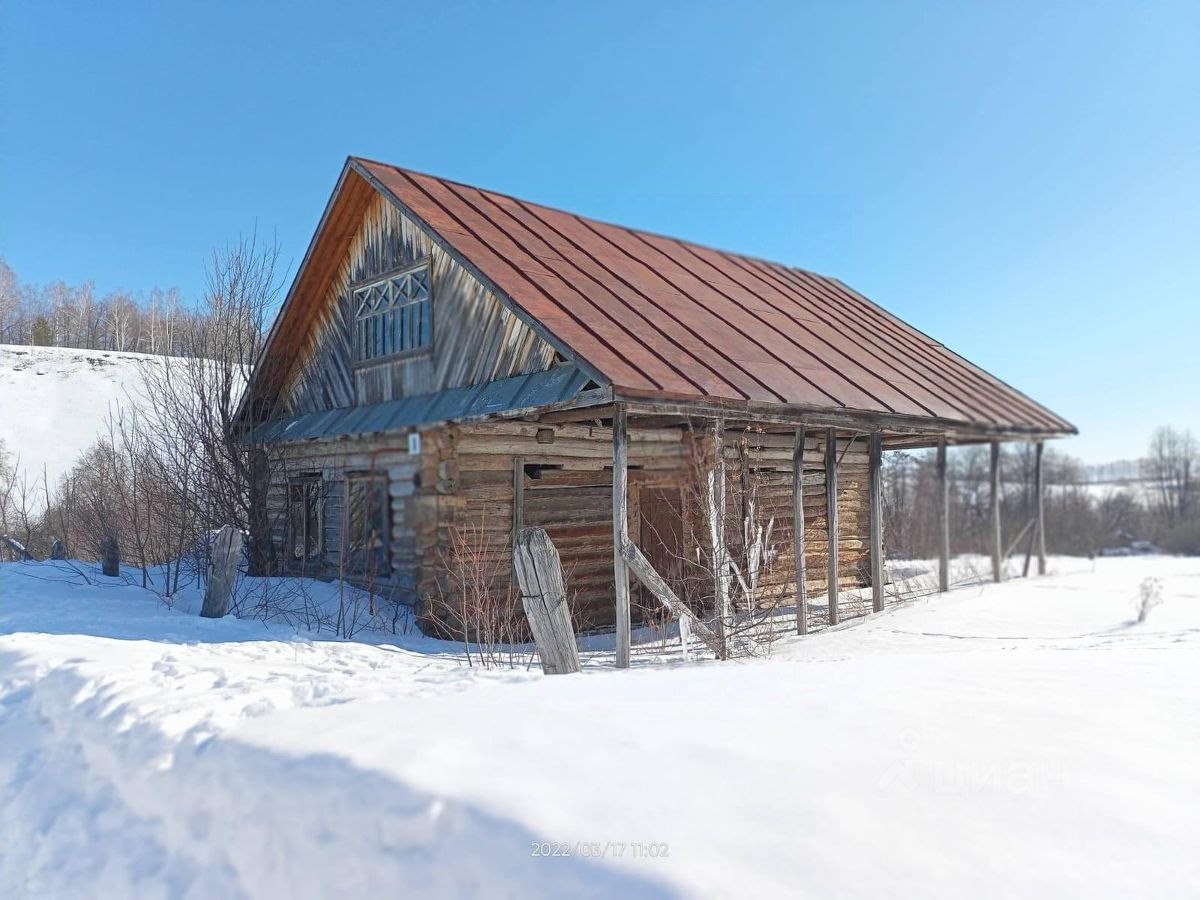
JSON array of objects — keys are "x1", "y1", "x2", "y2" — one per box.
[{"x1": 351, "y1": 260, "x2": 433, "y2": 366}]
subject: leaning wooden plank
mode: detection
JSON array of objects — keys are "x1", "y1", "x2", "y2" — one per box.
[
  {"x1": 621, "y1": 539, "x2": 725, "y2": 657},
  {"x1": 201, "y1": 525, "x2": 243, "y2": 618},
  {"x1": 513, "y1": 527, "x2": 582, "y2": 675}
]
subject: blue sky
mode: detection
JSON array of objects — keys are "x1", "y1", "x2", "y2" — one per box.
[{"x1": 2, "y1": 0, "x2": 1196, "y2": 462}]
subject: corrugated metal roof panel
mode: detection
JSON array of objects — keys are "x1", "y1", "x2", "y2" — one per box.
[
  {"x1": 352, "y1": 157, "x2": 1074, "y2": 435},
  {"x1": 246, "y1": 364, "x2": 593, "y2": 444}
]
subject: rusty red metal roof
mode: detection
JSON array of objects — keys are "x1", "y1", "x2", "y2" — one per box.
[{"x1": 337, "y1": 158, "x2": 1073, "y2": 435}]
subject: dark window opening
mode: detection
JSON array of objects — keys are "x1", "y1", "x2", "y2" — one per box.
[
  {"x1": 346, "y1": 474, "x2": 390, "y2": 579},
  {"x1": 288, "y1": 477, "x2": 324, "y2": 571}
]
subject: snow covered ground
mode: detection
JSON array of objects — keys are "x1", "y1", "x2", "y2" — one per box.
[
  {"x1": 0, "y1": 344, "x2": 161, "y2": 486},
  {"x1": 1, "y1": 556, "x2": 1197, "y2": 898}
]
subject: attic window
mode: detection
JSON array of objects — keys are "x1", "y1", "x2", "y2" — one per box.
[{"x1": 353, "y1": 263, "x2": 432, "y2": 363}]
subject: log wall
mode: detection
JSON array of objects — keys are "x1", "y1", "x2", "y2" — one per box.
[
  {"x1": 416, "y1": 422, "x2": 872, "y2": 636},
  {"x1": 265, "y1": 422, "x2": 873, "y2": 637},
  {"x1": 266, "y1": 434, "x2": 427, "y2": 603}
]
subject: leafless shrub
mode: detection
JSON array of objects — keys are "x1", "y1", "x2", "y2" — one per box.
[
  {"x1": 436, "y1": 519, "x2": 534, "y2": 668},
  {"x1": 1135, "y1": 577, "x2": 1163, "y2": 623}
]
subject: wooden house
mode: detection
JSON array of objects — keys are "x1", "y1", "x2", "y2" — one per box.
[{"x1": 235, "y1": 157, "x2": 1074, "y2": 661}]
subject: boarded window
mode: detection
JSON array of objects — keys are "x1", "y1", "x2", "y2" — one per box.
[
  {"x1": 346, "y1": 474, "x2": 390, "y2": 578},
  {"x1": 352, "y1": 263, "x2": 432, "y2": 362},
  {"x1": 288, "y1": 477, "x2": 323, "y2": 569}
]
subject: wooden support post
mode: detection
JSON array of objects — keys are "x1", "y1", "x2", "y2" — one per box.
[
  {"x1": 1035, "y1": 440, "x2": 1047, "y2": 576},
  {"x1": 612, "y1": 404, "x2": 632, "y2": 669},
  {"x1": 793, "y1": 425, "x2": 808, "y2": 635},
  {"x1": 709, "y1": 418, "x2": 730, "y2": 656},
  {"x1": 512, "y1": 455, "x2": 524, "y2": 562},
  {"x1": 990, "y1": 440, "x2": 1002, "y2": 583},
  {"x1": 869, "y1": 432, "x2": 884, "y2": 613},
  {"x1": 937, "y1": 438, "x2": 949, "y2": 592},
  {"x1": 825, "y1": 428, "x2": 840, "y2": 626}
]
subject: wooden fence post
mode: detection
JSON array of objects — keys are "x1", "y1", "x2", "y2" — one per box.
[
  {"x1": 514, "y1": 527, "x2": 582, "y2": 675},
  {"x1": 201, "y1": 525, "x2": 243, "y2": 618},
  {"x1": 100, "y1": 533, "x2": 120, "y2": 578}
]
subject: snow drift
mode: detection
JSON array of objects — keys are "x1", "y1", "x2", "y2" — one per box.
[
  {"x1": 0, "y1": 344, "x2": 164, "y2": 486},
  {"x1": 1, "y1": 556, "x2": 1197, "y2": 898}
]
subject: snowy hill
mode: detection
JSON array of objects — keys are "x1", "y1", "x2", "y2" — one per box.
[
  {"x1": 1, "y1": 555, "x2": 1196, "y2": 897},
  {"x1": 0, "y1": 344, "x2": 162, "y2": 486}
]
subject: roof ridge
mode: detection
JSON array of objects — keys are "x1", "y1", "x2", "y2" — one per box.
[{"x1": 349, "y1": 155, "x2": 838, "y2": 283}]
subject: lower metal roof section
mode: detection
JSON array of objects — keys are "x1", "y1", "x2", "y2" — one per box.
[{"x1": 245, "y1": 364, "x2": 594, "y2": 445}]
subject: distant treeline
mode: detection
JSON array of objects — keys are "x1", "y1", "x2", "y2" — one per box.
[
  {"x1": 884, "y1": 426, "x2": 1199, "y2": 558},
  {"x1": 0, "y1": 256, "x2": 215, "y2": 356}
]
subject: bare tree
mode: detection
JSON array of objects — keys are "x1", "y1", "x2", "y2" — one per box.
[
  {"x1": 1142, "y1": 426, "x2": 1197, "y2": 527},
  {"x1": 136, "y1": 233, "x2": 284, "y2": 577}
]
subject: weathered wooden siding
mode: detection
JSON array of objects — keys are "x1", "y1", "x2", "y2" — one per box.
[
  {"x1": 416, "y1": 421, "x2": 872, "y2": 635},
  {"x1": 265, "y1": 434, "x2": 428, "y2": 602},
  {"x1": 279, "y1": 193, "x2": 558, "y2": 416},
  {"x1": 722, "y1": 431, "x2": 872, "y2": 623}
]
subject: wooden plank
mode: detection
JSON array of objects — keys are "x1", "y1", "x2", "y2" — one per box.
[
  {"x1": 793, "y1": 425, "x2": 808, "y2": 635},
  {"x1": 201, "y1": 525, "x2": 243, "y2": 619},
  {"x1": 101, "y1": 534, "x2": 120, "y2": 578},
  {"x1": 825, "y1": 428, "x2": 840, "y2": 625},
  {"x1": 513, "y1": 527, "x2": 582, "y2": 675},
  {"x1": 1035, "y1": 440, "x2": 1047, "y2": 576},
  {"x1": 612, "y1": 403, "x2": 632, "y2": 668},
  {"x1": 869, "y1": 432, "x2": 884, "y2": 613},
  {"x1": 990, "y1": 440, "x2": 1002, "y2": 583},
  {"x1": 621, "y1": 539, "x2": 724, "y2": 657},
  {"x1": 937, "y1": 438, "x2": 949, "y2": 592}
]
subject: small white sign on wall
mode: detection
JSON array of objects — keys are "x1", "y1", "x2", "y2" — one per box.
[{"x1": 407, "y1": 432, "x2": 422, "y2": 455}]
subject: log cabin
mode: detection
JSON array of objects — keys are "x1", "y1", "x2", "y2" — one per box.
[{"x1": 234, "y1": 156, "x2": 1074, "y2": 661}]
